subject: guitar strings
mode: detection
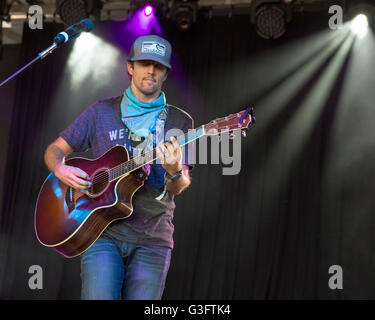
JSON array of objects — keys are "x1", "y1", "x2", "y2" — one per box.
[
  {"x1": 87, "y1": 113, "x2": 248, "y2": 189},
  {"x1": 88, "y1": 114, "x2": 245, "y2": 189},
  {"x1": 88, "y1": 129, "x2": 194, "y2": 188},
  {"x1": 88, "y1": 114, "x2": 243, "y2": 189}
]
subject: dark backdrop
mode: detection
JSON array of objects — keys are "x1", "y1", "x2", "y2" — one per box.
[{"x1": 1, "y1": 11, "x2": 375, "y2": 299}]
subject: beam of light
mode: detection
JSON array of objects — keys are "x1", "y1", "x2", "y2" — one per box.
[
  {"x1": 66, "y1": 33, "x2": 121, "y2": 92},
  {"x1": 240, "y1": 32, "x2": 356, "y2": 228},
  {"x1": 124, "y1": 7, "x2": 163, "y2": 39},
  {"x1": 212, "y1": 26, "x2": 354, "y2": 223},
  {"x1": 272, "y1": 32, "x2": 355, "y2": 166},
  {"x1": 144, "y1": 5, "x2": 153, "y2": 16},
  {"x1": 233, "y1": 29, "x2": 351, "y2": 139},
  {"x1": 351, "y1": 14, "x2": 369, "y2": 38},
  {"x1": 260, "y1": 32, "x2": 355, "y2": 187}
]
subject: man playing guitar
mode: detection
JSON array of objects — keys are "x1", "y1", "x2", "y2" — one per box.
[{"x1": 43, "y1": 35, "x2": 194, "y2": 300}]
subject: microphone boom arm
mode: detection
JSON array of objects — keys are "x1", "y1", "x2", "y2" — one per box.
[{"x1": 0, "y1": 42, "x2": 58, "y2": 88}]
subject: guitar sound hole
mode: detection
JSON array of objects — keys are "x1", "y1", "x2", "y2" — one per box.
[{"x1": 90, "y1": 170, "x2": 110, "y2": 195}]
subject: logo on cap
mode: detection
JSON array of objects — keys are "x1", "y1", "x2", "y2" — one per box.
[{"x1": 141, "y1": 41, "x2": 166, "y2": 57}]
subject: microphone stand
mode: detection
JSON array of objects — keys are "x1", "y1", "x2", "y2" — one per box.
[{"x1": 0, "y1": 42, "x2": 58, "y2": 88}]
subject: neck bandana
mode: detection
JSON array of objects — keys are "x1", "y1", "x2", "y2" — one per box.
[{"x1": 121, "y1": 86, "x2": 166, "y2": 138}]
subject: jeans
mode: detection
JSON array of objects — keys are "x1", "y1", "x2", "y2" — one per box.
[{"x1": 80, "y1": 233, "x2": 172, "y2": 300}]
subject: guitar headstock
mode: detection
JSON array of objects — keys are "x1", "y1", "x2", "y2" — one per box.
[{"x1": 204, "y1": 107, "x2": 255, "y2": 136}]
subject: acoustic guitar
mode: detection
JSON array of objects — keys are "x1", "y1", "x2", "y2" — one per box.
[{"x1": 34, "y1": 108, "x2": 255, "y2": 258}]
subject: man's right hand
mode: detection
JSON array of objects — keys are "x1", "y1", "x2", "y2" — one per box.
[
  {"x1": 45, "y1": 137, "x2": 91, "y2": 190},
  {"x1": 54, "y1": 163, "x2": 91, "y2": 190}
]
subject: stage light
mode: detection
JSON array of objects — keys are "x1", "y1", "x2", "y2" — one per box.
[
  {"x1": 144, "y1": 5, "x2": 153, "y2": 16},
  {"x1": 256, "y1": 5, "x2": 286, "y2": 39},
  {"x1": 346, "y1": 1, "x2": 375, "y2": 31},
  {"x1": 56, "y1": 0, "x2": 87, "y2": 25},
  {"x1": 351, "y1": 14, "x2": 369, "y2": 38},
  {"x1": 251, "y1": 0, "x2": 293, "y2": 40},
  {"x1": 171, "y1": 0, "x2": 198, "y2": 31},
  {"x1": 56, "y1": 0, "x2": 102, "y2": 26},
  {"x1": 131, "y1": 1, "x2": 165, "y2": 21}
]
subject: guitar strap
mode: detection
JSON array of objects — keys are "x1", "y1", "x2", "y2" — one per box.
[{"x1": 153, "y1": 108, "x2": 168, "y2": 200}]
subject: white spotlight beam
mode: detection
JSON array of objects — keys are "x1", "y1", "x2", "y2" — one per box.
[{"x1": 351, "y1": 14, "x2": 369, "y2": 38}]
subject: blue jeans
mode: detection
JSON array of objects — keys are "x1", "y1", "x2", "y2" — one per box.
[{"x1": 80, "y1": 233, "x2": 172, "y2": 300}]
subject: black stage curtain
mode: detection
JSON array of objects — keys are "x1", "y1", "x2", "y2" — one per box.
[{"x1": 1, "y1": 12, "x2": 375, "y2": 299}]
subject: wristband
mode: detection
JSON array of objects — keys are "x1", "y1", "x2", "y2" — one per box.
[{"x1": 165, "y1": 169, "x2": 183, "y2": 184}]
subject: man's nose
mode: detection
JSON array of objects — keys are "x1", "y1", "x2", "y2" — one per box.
[{"x1": 147, "y1": 63, "x2": 156, "y2": 74}]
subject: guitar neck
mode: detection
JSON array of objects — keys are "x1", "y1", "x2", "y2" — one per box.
[{"x1": 109, "y1": 126, "x2": 206, "y2": 181}]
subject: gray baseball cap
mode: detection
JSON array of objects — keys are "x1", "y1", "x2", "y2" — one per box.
[{"x1": 128, "y1": 35, "x2": 172, "y2": 69}]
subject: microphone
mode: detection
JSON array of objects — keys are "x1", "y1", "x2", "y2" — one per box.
[{"x1": 53, "y1": 19, "x2": 94, "y2": 46}]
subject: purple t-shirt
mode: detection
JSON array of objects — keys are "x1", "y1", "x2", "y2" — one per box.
[{"x1": 60, "y1": 95, "x2": 194, "y2": 249}]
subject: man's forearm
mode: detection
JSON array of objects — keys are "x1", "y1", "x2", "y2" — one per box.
[{"x1": 44, "y1": 144, "x2": 66, "y2": 173}]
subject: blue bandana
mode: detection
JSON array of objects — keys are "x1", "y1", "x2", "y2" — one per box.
[{"x1": 120, "y1": 87, "x2": 166, "y2": 137}]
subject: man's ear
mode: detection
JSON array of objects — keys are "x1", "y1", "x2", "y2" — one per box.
[
  {"x1": 127, "y1": 61, "x2": 134, "y2": 76},
  {"x1": 163, "y1": 69, "x2": 169, "y2": 81}
]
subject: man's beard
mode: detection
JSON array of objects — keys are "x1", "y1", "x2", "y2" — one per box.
[{"x1": 139, "y1": 81, "x2": 158, "y2": 97}]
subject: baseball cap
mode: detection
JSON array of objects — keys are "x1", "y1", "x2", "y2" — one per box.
[{"x1": 128, "y1": 35, "x2": 172, "y2": 69}]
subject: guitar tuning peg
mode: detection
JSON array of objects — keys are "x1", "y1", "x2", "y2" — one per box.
[
  {"x1": 241, "y1": 130, "x2": 247, "y2": 137},
  {"x1": 228, "y1": 132, "x2": 235, "y2": 140},
  {"x1": 218, "y1": 136, "x2": 222, "y2": 142}
]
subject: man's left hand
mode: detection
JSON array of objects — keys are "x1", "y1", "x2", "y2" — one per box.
[{"x1": 156, "y1": 136, "x2": 182, "y2": 175}]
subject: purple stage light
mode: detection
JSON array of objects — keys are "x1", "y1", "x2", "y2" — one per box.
[{"x1": 144, "y1": 6, "x2": 153, "y2": 16}]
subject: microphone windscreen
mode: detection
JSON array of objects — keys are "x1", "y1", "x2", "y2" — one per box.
[{"x1": 80, "y1": 19, "x2": 94, "y2": 32}]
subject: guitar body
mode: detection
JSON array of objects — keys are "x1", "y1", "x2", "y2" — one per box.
[{"x1": 34, "y1": 145, "x2": 144, "y2": 258}]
